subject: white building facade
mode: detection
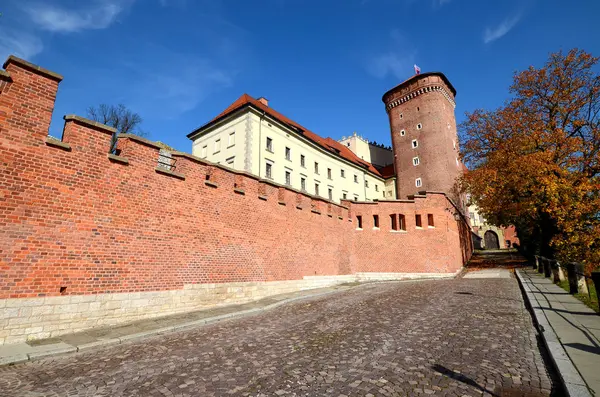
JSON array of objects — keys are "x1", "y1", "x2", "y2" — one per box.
[{"x1": 188, "y1": 95, "x2": 397, "y2": 203}]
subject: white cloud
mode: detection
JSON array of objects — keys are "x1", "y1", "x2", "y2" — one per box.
[
  {"x1": 0, "y1": 27, "x2": 43, "y2": 61},
  {"x1": 483, "y1": 14, "x2": 522, "y2": 44},
  {"x1": 24, "y1": 1, "x2": 130, "y2": 33},
  {"x1": 365, "y1": 29, "x2": 416, "y2": 80}
]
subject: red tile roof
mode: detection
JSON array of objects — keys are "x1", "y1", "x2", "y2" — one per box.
[{"x1": 195, "y1": 93, "x2": 388, "y2": 178}]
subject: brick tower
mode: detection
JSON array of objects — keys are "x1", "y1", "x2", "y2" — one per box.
[{"x1": 382, "y1": 72, "x2": 461, "y2": 200}]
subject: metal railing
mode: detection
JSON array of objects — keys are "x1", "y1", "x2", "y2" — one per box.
[{"x1": 534, "y1": 255, "x2": 599, "y2": 312}]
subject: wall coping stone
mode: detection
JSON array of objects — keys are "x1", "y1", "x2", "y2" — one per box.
[
  {"x1": 234, "y1": 188, "x2": 245, "y2": 195},
  {"x1": 204, "y1": 180, "x2": 218, "y2": 188},
  {"x1": 155, "y1": 167, "x2": 185, "y2": 180},
  {"x1": 118, "y1": 133, "x2": 162, "y2": 149},
  {"x1": 3, "y1": 55, "x2": 63, "y2": 82},
  {"x1": 64, "y1": 115, "x2": 116, "y2": 134},
  {"x1": 108, "y1": 154, "x2": 129, "y2": 165},
  {"x1": 45, "y1": 136, "x2": 71, "y2": 151},
  {"x1": 0, "y1": 70, "x2": 11, "y2": 81}
]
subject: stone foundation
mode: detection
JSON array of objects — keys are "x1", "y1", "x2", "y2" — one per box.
[{"x1": 0, "y1": 272, "x2": 458, "y2": 345}]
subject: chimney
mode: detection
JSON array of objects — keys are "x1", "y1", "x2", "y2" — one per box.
[{"x1": 258, "y1": 97, "x2": 269, "y2": 107}]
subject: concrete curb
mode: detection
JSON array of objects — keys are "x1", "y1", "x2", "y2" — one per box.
[{"x1": 515, "y1": 269, "x2": 593, "y2": 397}]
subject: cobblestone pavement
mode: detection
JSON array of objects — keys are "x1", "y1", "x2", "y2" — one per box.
[{"x1": 0, "y1": 276, "x2": 559, "y2": 396}]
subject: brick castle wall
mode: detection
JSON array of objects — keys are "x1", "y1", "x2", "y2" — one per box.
[{"x1": 0, "y1": 57, "x2": 472, "y2": 344}]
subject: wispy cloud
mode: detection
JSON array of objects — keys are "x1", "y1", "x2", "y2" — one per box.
[
  {"x1": 0, "y1": 27, "x2": 43, "y2": 61},
  {"x1": 365, "y1": 29, "x2": 416, "y2": 80},
  {"x1": 24, "y1": 1, "x2": 131, "y2": 33},
  {"x1": 483, "y1": 13, "x2": 522, "y2": 44}
]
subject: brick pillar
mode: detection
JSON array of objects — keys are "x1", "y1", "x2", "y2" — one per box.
[{"x1": 1, "y1": 56, "x2": 63, "y2": 146}]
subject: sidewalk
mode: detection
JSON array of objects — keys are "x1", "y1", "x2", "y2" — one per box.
[
  {"x1": 0, "y1": 284, "x2": 352, "y2": 366},
  {"x1": 517, "y1": 268, "x2": 600, "y2": 396}
]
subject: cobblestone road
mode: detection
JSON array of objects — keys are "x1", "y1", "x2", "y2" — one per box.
[{"x1": 0, "y1": 276, "x2": 558, "y2": 396}]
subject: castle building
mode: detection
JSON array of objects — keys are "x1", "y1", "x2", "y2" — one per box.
[
  {"x1": 382, "y1": 73, "x2": 462, "y2": 200},
  {"x1": 187, "y1": 95, "x2": 397, "y2": 203},
  {"x1": 189, "y1": 72, "x2": 463, "y2": 205}
]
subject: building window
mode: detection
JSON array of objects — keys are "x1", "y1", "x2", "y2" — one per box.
[
  {"x1": 342, "y1": 192, "x2": 347, "y2": 200},
  {"x1": 428, "y1": 214, "x2": 434, "y2": 227},
  {"x1": 469, "y1": 212, "x2": 475, "y2": 220},
  {"x1": 398, "y1": 214, "x2": 406, "y2": 231},
  {"x1": 228, "y1": 132, "x2": 235, "y2": 147},
  {"x1": 413, "y1": 157, "x2": 420, "y2": 166},
  {"x1": 226, "y1": 156, "x2": 234, "y2": 166},
  {"x1": 390, "y1": 214, "x2": 397, "y2": 231},
  {"x1": 417, "y1": 123, "x2": 422, "y2": 130},
  {"x1": 341, "y1": 169, "x2": 345, "y2": 178},
  {"x1": 314, "y1": 162, "x2": 319, "y2": 174},
  {"x1": 373, "y1": 215, "x2": 379, "y2": 228},
  {"x1": 285, "y1": 147, "x2": 291, "y2": 161},
  {"x1": 285, "y1": 170, "x2": 291, "y2": 186},
  {"x1": 266, "y1": 137, "x2": 273, "y2": 152},
  {"x1": 356, "y1": 215, "x2": 363, "y2": 229},
  {"x1": 201, "y1": 145, "x2": 207, "y2": 158},
  {"x1": 400, "y1": 113, "x2": 403, "y2": 119},
  {"x1": 365, "y1": 180, "x2": 369, "y2": 188},
  {"x1": 328, "y1": 188, "x2": 333, "y2": 200},
  {"x1": 214, "y1": 139, "x2": 221, "y2": 153},
  {"x1": 265, "y1": 162, "x2": 273, "y2": 179},
  {"x1": 354, "y1": 175, "x2": 358, "y2": 183},
  {"x1": 415, "y1": 178, "x2": 422, "y2": 187},
  {"x1": 315, "y1": 183, "x2": 319, "y2": 196},
  {"x1": 300, "y1": 154, "x2": 305, "y2": 167},
  {"x1": 375, "y1": 185, "x2": 379, "y2": 192},
  {"x1": 301, "y1": 177, "x2": 306, "y2": 191},
  {"x1": 400, "y1": 130, "x2": 405, "y2": 136},
  {"x1": 327, "y1": 168, "x2": 332, "y2": 180},
  {"x1": 415, "y1": 214, "x2": 422, "y2": 228},
  {"x1": 354, "y1": 195, "x2": 358, "y2": 202},
  {"x1": 412, "y1": 139, "x2": 418, "y2": 148}
]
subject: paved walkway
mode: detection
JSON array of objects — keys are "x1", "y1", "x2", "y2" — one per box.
[
  {"x1": 0, "y1": 285, "x2": 349, "y2": 366},
  {"x1": 0, "y1": 276, "x2": 559, "y2": 396},
  {"x1": 518, "y1": 268, "x2": 600, "y2": 396}
]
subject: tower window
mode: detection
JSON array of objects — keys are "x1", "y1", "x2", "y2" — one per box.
[
  {"x1": 412, "y1": 140, "x2": 418, "y2": 148},
  {"x1": 413, "y1": 157, "x2": 419, "y2": 166},
  {"x1": 400, "y1": 113, "x2": 403, "y2": 119},
  {"x1": 375, "y1": 185, "x2": 379, "y2": 192},
  {"x1": 428, "y1": 214, "x2": 435, "y2": 227},
  {"x1": 417, "y1": 123, "x2": 422, "y2": 130},
  {"x1": 415, "y1": 214, "x2": 422, "y2": 228},
  {"x1": 415, "y1": 178, "x2": 422, "y2": 187},
  {"x1": 400, "y1": 130, "x2": 406, "y2": 136}
]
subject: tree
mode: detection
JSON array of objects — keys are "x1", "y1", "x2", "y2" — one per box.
[
  {"x1": 86, "y1": 104, "x2": 147, "y2": 137},
  {"x1": 460, "y1": 49, "x2": 600, "y2": 271}
]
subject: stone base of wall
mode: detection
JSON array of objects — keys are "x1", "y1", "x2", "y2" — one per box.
[{"x1": 0, "y1": 271, "x2": 460, "y2": 345}]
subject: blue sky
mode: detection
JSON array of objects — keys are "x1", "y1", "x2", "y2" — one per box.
[{"x1": 1, "y1": 0, "x2": 599, "y2": 152}]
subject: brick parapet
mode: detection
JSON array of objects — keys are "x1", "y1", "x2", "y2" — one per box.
[{"x1": 0, "y1": 56, "x2": 473, "y2": 304}]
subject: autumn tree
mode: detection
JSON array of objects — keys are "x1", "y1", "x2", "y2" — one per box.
[
  {"x1": 86, "y1": 104, "x2": 147, "y2": 137},
  {"x1": 460, "y1": 49, "x2": 600, "y2": 271}
]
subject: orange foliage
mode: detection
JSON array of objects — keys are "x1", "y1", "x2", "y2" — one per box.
[{"x1": 460, "y1": 49, "x2": 600, "y2": 272}]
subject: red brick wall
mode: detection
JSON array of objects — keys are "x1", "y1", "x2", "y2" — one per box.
[
  {"x1": 384, "y1": 74, "x2": 462, "y2": 201},
  {"x1": 0, "y1": 57, "x2": 472, "y2": 299}
]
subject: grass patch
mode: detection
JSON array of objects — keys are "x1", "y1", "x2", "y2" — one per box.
[{"x1": 556, "y1": 279, "x2": 599, "y2": 313}]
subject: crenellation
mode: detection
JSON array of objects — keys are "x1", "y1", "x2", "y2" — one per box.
[{"x1": 0, "y1": 55, "x2": 473, "y2": 345}]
